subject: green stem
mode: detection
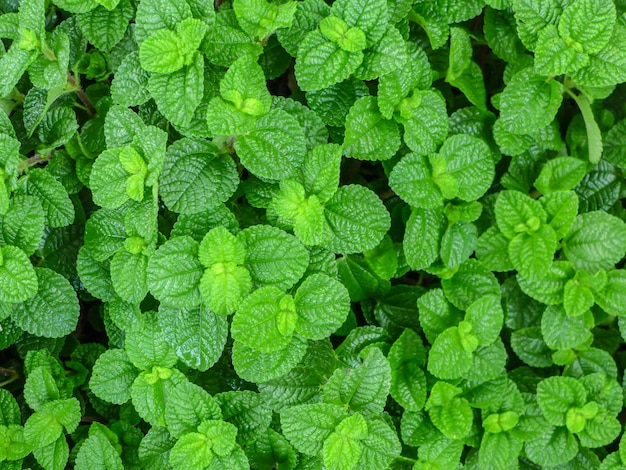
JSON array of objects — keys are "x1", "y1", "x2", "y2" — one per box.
[{"x1": 566, "y1": 88, "x2": 603, "y2": 164}]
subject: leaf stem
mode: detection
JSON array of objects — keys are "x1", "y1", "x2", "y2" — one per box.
[
  {"x1": 565, "y1": 88, "x2": 603, "y2": 164},
  {"x1": 67, "y1": 72, "x2": 97, "y2": 117},
  {"x1": 17, "y1": 152, "x2": 53, "y2": 172}
]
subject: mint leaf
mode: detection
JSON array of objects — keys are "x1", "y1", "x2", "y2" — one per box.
[
  {"x1": 403, "y1": 208, "x2": 444, "y2": 270},
  {"x1": 281, "y1": 403, "x2": 347, "y2": 455},
  {"x1": 558, "y1": 0, "x2": 616, "y2": 55},
  {"x1": 77, "y1": 0, "x2": 133, "y2": 52},
  {"x1": 90, "y1": 349, "x2": 138, "y2": 405},
  {"x1": 22, "y1": 168, "x2": 74, "y2": 227},
  {"x1": 234, "y1": 0, "x2": 297, "y2": 39},
  {"x1": 388, "y1": 329, "x2": 427, "y2": 411},
  {"x1": 0, "y1": 195, "x2": 44, "y2": 256},
  {"x1": 75, "y1": 430, "x2": 124, "y2": 470},
  {"x1": 164, "y1": 382, "x2": 222, "y2": 438},
  {"x1": 343, "y1": 96, "x2": 400, "y2": 161},
  {"x1": 331, "y1": 0, "x2": 388, "y2": 46},
  {"x1": 12, "y1": 268, "x2": 79, "y2": 338},
  {"x1": 425, "y1": 381, "x2": 473, "y2": 440},
  {"x1": 124, "y1": 311, "x2": 178, "y2": 370},
  {"x1": 131, "y1": 367, "x2": 187, "y2": 427}
]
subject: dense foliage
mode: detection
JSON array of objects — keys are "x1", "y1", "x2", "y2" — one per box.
[{"x1": 1, "y1": 0, "x2": 626, "y2": 468}]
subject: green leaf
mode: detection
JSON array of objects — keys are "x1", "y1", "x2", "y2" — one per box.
[
  {"x1": 389, "y1": 153, "x2": 443, "y2": 209},
  {"x1": 280, "y1": 403, "x2": 347, "y2": 455},
  {"x1": 448, "y1": 61, "x2": 488, "y2": 111},
  {"x1": 295, "y1": 30, "x2": 363, "y2": 91},
  {"x1": 604, "y1": 118, "x2": 626, "y2": 169},
  {"x1": 0, "y1": 389, "x2": 21, "y2": 425},
  {"x1": 0, "y1": 195, "x2": 44, "y2": 255},
  {"x1": 111, "y1": 52, "x2": 151, "y2": 106},
  {"x1": 595, "y1": 269, "x2": 626, "y2": 317},
  {"x1": 239, "y1": 224, "x2": 309, "y2": 290},
  {"x1": 537, "y1": 376, "x2": 587, "y2": 426},
  {"x1": 479, "y1": 432, "x2": 523, "y2": 470},
  {"x1": 465, "y1": 295, "x2": 503, "y2": 345},
  {"x1": 24, "y1": 366, "x2": 60, "y2": 411},
  {"x1": 563, "y1": 211, "x2": 626, "y2": 273},
  {"x1": 139, "y1": 29, "x2": 185, "y2": 74},
  {"x1": 319, "y1": 16, "x2": 367, "y2": 52},
  {"x1": 104, "y1": 105, "x2": 145, "y2": 149},
  {"x1": 24, "y1": 398, "x2": 80, "y2": 449},
  {"x1": 438, "y1": 134, "x2": 495, "y2": 201},
  {"x1": 535, "y1": 157, "x2": 587, "y2": 194},
  {"x1": 425, "y1": 381, "x2": 473, "y2": 440},
  {"x1": 215, "y1": 390, "x2": 273, "y2": 443},
  {"x1": 0, "y1": 424, "x2": 31, "y2": 462},
  {"x1": 23, "y1": 168, "x2": 74, "y2": 227},
  {"x1": 534, "y1": 25, "x2": 589, "y2": 76},
  {"x1": 440, "y1": 221, "x2": 477, "y2": 269},
  {"x1": 324, "y1": 347, "x2": 391, "y2": 416},
  {"x1": 294, "y1": 274, "x2": 350, "y2": 340},
  {"x1": 131, "y1": 367, "x2": 187, "y2": 427},
  {"x1": 110, "y1": 251, "x2": 148, "y2": 304},
  {"x1": 508, "y1": 225, "x2": 557, "y2": 280},
  {"x1": 90, "y1": 348, "x2": 138, "y2": 405},
  {"x1": 220, "y1": 53, "x2": 272, "y2": 116},
  {"x1": 125, "y1": 311, "x2": 178, "y2": 370},
  {"x1": 388, "y1": 329, "x2": 427, "y2": 411},
  {"x1": 323, "y1": 414, "x2": 367, "y2": 470},
  {"x1": 403, "y1": 207, "x2": 444, "y2": 270},
  {"x1": 77, "y1": 0, "x2": 133, "y2": 52},
  {"x1": 277, "y1": 0, "x2": 330, "y2": 56},
  {"x1": 158, "y1": 304, "x2": 228, "y2": 372},
  {"x1": 147, "y1": 236, "x2": 203, "y2": 308},
  {"x1": 563, "y1": 277, "x2": 595, "y2": 317},
  {"x1": 75, "y1": 430, "x2": 124, "y2": 470},
  {"x1": 441, "y1": 259, "x2": 500, "y2": 310},
  {"x1": 234, "y1": 0, "x2": 297, "y2": 39},
  {"x1": 495, "y1": 189, "x2": 547, "y2": 239},
  {"x1": 517, "y1": 260, "x2": 573, "y2": 304},
  {"x1": 149, "y1": 53, "x2": 205, "y2": 129},
  {"x1": 511, "y1": 0, "x2": 561, "y2": 51},
  {"x1": 541, "y1": 305, "x2": 593, "y2": 350},
  {"x1": 343, "y1": 96, "x2": 400, "y2": 161},
  {"x1": 510, "y1": 327, "x2": 553, "y2": 367},
  {"x1": 90, "y1": 147, "x2": 137, "y2": 209},
  {"x1": 354, "y1": 24, "x2": 407, "y2": 81},
  {"x1": 558, "y1": 0, "x2": 616, "y2": 55},
  {"x1": 397, "y1": 90, "x2": 449, "y2": 156},
  {"x1": 164, "y1": 382, "x2": 222, "y2": 438},
  {"x1": 323, "y1": 184, "x2": 391, "y2": 255},
  {"x1": 331, "y1": 0, "x2": 388, "y2": 46},
  {"x1": 499, "y1": 68, "x2": 563, "y2": 135},
  {"x1": 235, "y1": 109, "x2": 307, "y2": 180},
  {"x1": 231, "y1": 287, "x2": 297, "y2": 353},
  {"x1": 12, "y1": 268, "x2": 79, "y2": 338},
  {"x1": 427, "y1": 326, "x2": 474, "y2": 379},
  {"x1": 0, "y1": 44, "x2": 37, "y2": 98},
  {"x1": 232, "y1": 335, "x2": 308, "y2": 383},
  {"x1": 447, "y1": 27, "x2": 472, "y2": 82},
  {"x1": 54, "y1": 0, "x2": 99, "y2": 13},
  {"x1": 160, "y1": 138, "x2": 238, "y2": 215},
  {"x1": 524, "y1": 426, "x2": 579, "y2": 467},
  {"x1": 76, "y1": 246, "x2": 117, "y2": 302},
  {"x1": 201, "y1": 9, "x2": 263, "y2": 67},
  {"x1": 300, "y1": 144, "x2": 342, "y2": 203}
]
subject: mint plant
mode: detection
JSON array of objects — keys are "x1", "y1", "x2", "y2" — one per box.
[{"x1": 1, "y1": 0, "x2": 626, "y2": 468}]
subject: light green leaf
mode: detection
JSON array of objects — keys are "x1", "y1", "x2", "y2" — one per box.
[
  {"x1": 0, "y1": 44, "x2": 37, "y2": 97},
  {"x1": 53, "y1": 0, "x2": 99, "y2": 14},
  {"x1": 160, "y1": 138, "x2": 238, "y2": 215},
  {"x1": 90, "y1": 147, "x2": 135, "y2": 209},
  {"x1": 220, "y1": 53, "x2": 272, "y2": 116},
  {"x1": 447, "y1": 27, "x2": 472, "y2": 82},
  {"x1": 479, "y1": 432, "x2": 523, "y2": 470},
  {"x1": 425, "y1": 381, "x2": 473, "y2": 440},
  {"x1": 324, "y1": 347, "x2": 391, "y2": 416},
  {"x1": 75, "y1": 431, "x2": 124, "y2": 470},
  {"x1": 158, "y1": 304, "x2": 228, "y2": 371},
  {"x1": 499, "y1": 68, "x2": 563, "y2": 135},
  {"x1": 465, "y1": 295, "x2": 503, "y2": 345},
  {"x1": 511, "y1": 0, "x2": 561, "y2": 50},
  {"x1": 535, "y1": 157, "x2": 587, "y2": 194},
  {"x1": 131, "y1": 367, "x2": 187, "y2": 427},
  {"x1": 139, "y1": 29, "x2": 185, "y2": 74},
  {"x1": 235, "y1": 109, "x2": 307, "y2": 180},
  {"x1": 595, "y1": 269, "x2": 626, "y2": 317},
  {"x1": 294, "y1": 273, "x2": 349, "y2": 340},
  {"x1": 524, "y1": 426, "x2": 579, "y2": 467},
  {"x1": 277, "y1": 0, "x2": 330, "y2": 56},
  {"x1": 77, "y1": 0, "x2": 133, "y2": 52},
  {"x1": 510, "y1": 327, "x2": 553, "y2": 367},
  {"x1": 234, "y1": 0, "x2": 297, "y2": 39},
  {"x1": 24, "y1": 398, "x2": 80, "y2": 449},
  {"x1": 440, "y1": 221, "x2": 477, "y2": 269},
  {"x1": 517, "y1": 260, "x2": 573, "y2": 305},
  {"x1": 239, "y1": 224, "x2": 309, "y2": 290},
  {"x1": 558, "y1": 0, "x2": 616, "y2": 55},
  {"x1": 149, "y1": 53, "x2": 204, "y2": 129},
  {"x1": 111, "y1": 52, "x2": 151, "y2": 106},
  {"x1": 295, "y1": 30, "x2": 363, "y2": 91},
  {"x1": 564, "y1": 278, "x2": 595, "y2": 317},
  {"x1": 12, "y1": 268, "x2": 78, "y2": 338},
  {"x1": 147, "y1": 236, "x2": 204, "y2": 308},
  {"x1": 168, "y1": 433, "x2": 214, "y2": 470},
  {"x1": 563, "y1": 211, "x2": 626, "y2": 273},
  {"x1": 90, "y1": 348, "x2": 138, "y2": 405},
  {"x1": 24, "y1": 367, "x2": 60, "y2": 411},
  {"x1": 231, "y1": 287, "x2": 297, "y2": 353},
  {"x1": 476, "y1": 226, "x2": 515, "y2": 272},
  {"x1": 537, "y1": 376, "x2": 587, "y2": 426},
  {"x1": 323, "y1": 414, "x2": 367, "y2": 470},
  {"x1": 164, "y1": 382, "x2": 222, "y2": 438},
  {"x1": 280, "y1": 403, "x2": 347, "y2": 455},
  {"x1": 534, "y1": 24, "x2": 589, "y2": 76},
  {"x1": 357, "y1": 418, "x2": 401, "y2": 468},
  {"x1": 331, "y1": 0, "x2": 388, "y2": 46},
  {"x1": 104, "y1": 105, "x2": 144, "y2": 149}
]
